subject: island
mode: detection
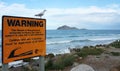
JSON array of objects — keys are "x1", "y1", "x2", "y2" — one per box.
[
  {"x1": 57, "y1": 25, "x2": 87, "y2": 30},
  {"x1": 57, "y1": 25, "x2": 79, "y2": 30}
]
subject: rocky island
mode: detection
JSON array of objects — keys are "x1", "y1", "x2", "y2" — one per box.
[
  {"x1": 57, "y1": 25, "x2": 87, "y2": 30},
  {"x1": 57, "y1": 25, "x2": 79, "y2": 30}
]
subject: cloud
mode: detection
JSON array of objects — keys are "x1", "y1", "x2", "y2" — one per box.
[
  {"x1": 0, "y1": 2, "x2": 120, "y2": 29},
  {"x1": 0, "y1": 2, "x2": 40, "y2": 17},
  {"x1": 46, "y1": 6, "x2": 120, "y2": 29}
]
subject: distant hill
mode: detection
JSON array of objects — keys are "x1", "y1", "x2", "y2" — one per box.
[{"x1": 57, "y1": 25, "x2": 87, "y2": 30}]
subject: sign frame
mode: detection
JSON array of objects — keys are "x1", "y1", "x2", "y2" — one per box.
[{"x1": 2, "y1": 15, "x2": 46, "y2": 63}]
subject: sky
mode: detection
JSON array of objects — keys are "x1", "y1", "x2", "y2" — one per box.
[{"x1": 0, "y1": 0, "x2": 120, "y2": 30}]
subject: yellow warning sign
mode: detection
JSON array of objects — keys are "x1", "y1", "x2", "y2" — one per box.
[{"x1": 2, "y1": 16, "x2": 46, "y2": 63}]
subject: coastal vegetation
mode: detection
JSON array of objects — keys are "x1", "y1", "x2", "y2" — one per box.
[
  {"x1": 109, "y1": 40, "x2": 120, "y2": 48},
  {"x1": 45, "y1": 54, "x2": 76, "y2": 70},
  {"x1": 111, "y1": 52, "x2": 120, "y2": 56},
  {"x1": 44, "y1": 44, "x2": 109, "y2": 71},
  {"x1": 76, "y1": 47, "x2": 104, "y2": 58}
]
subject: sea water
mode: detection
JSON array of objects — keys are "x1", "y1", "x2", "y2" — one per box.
[
  {"x1": 46, "y1": 30, "x2": 120, "y2": 54},
  {"x1": 0, "y1": 30, "x2": 120, "y2": 63}
]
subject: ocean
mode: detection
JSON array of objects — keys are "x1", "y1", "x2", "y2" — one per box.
[
  {"x1": 46, "y1": 30, "x2": 120, "y2": 54},
  {"x1": 0, "y1": 30, "x2": 120, "y2": 63}
]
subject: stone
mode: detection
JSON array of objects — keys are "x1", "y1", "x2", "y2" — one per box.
[{"x1": 71, "y1": 64, "x2": 95, "y2": 71}]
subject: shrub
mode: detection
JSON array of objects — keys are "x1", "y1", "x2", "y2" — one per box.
[
  {"x1": 45, "y1": 59, "x2": 54, "y2": 69},
  {"x1": 46, "y1": 53, "x2": 55, "y2": 58},
  {"x1": 77, "y1": 52, "x2": 87, "y2": 57},
  {"x1": 52, "y1": 59, "x2": 64, "y2": 70},
  {"x1": 109, "y1": 40, "x2": 120, "y2": 48},
  {"x1": 23, "y1": 66, "x2": 38, "y2": 71},
  {"x1": 62, "y1": 55, "x2": 75, "y2": 67},
  {"x1": 53, "y1": 55, "x2": 75, "y2": 70},
  {"x1": 92, "y1": 48, "x2": 104, "y2": 55},
  {"x1": 111, "y1": 52, "x2": 120, "y2": 56},
  {"x1": 83, "y1": 46, "x2": 89, "y2": 49},
  {"x1": 73, "y1": 48, "x2": 81, "y2": 52},
  {"x1": 45, "y1": 54, "x2": 75, "y2": 70},
  {"x1": 23, "y1": 58, "x2": 33, "y2": 62},
  {"x1": 76, "y1": 47, "x2": 104, "y2": 57}
]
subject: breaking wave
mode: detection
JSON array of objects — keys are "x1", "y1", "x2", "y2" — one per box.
[{"x1": 47, "y1": 37, "x2": 119, "y2": 45}]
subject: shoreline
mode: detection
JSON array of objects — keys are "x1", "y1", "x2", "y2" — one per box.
[{"x1": 45, "y1": 39, "x2": 120, "y2": 71}]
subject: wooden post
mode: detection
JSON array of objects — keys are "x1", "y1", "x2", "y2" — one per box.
[
  {"x1": 39, "y1": 56, "x2": 45, "y2": 71},
  {"x1": 2, "y1": 63, "x2": 9, "y2": 71}
]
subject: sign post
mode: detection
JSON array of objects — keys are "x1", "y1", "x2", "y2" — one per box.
[
  {"x1": 2, "y1": 63, "x2": 8, "y2": 71},
  {"x1": 39, "y1": 56, "x2": 45, "y2": 71},
  {"x1": 2, "y1": 16, "x2": 46, "y2": 70}
]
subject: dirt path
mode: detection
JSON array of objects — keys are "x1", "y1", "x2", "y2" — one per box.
[{"x1": 82, "y1": 47, "x2": 120, "y2": 71}]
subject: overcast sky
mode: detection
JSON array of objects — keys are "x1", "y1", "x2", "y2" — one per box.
[{"x1": 0, "y1": 0, "x2": 120, "y2": 30}]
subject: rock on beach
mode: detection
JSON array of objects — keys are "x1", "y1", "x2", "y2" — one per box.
[{"x1": 71, "y1": 64, "x2": 95, "y2": 71}]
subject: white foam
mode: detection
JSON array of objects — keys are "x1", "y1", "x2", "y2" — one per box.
[
  {"x1": 32, "y1": 57, "x2": 39, "y2": 60},
  {"x1": 90, "y1": 37, "x2": 118, "y2": 41},
  {"x1": 47, "y1": 40, "x2": 71, "y2": 45},
  {"x1": 3, "y1": 60, "x2": 28, "y2": 68},
  {"x1": 9, "y1": 60, "x2": 23, "y2": 67},
  {"x1": 63, "y1": 49, "x2": 70, "y2": 54}
]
